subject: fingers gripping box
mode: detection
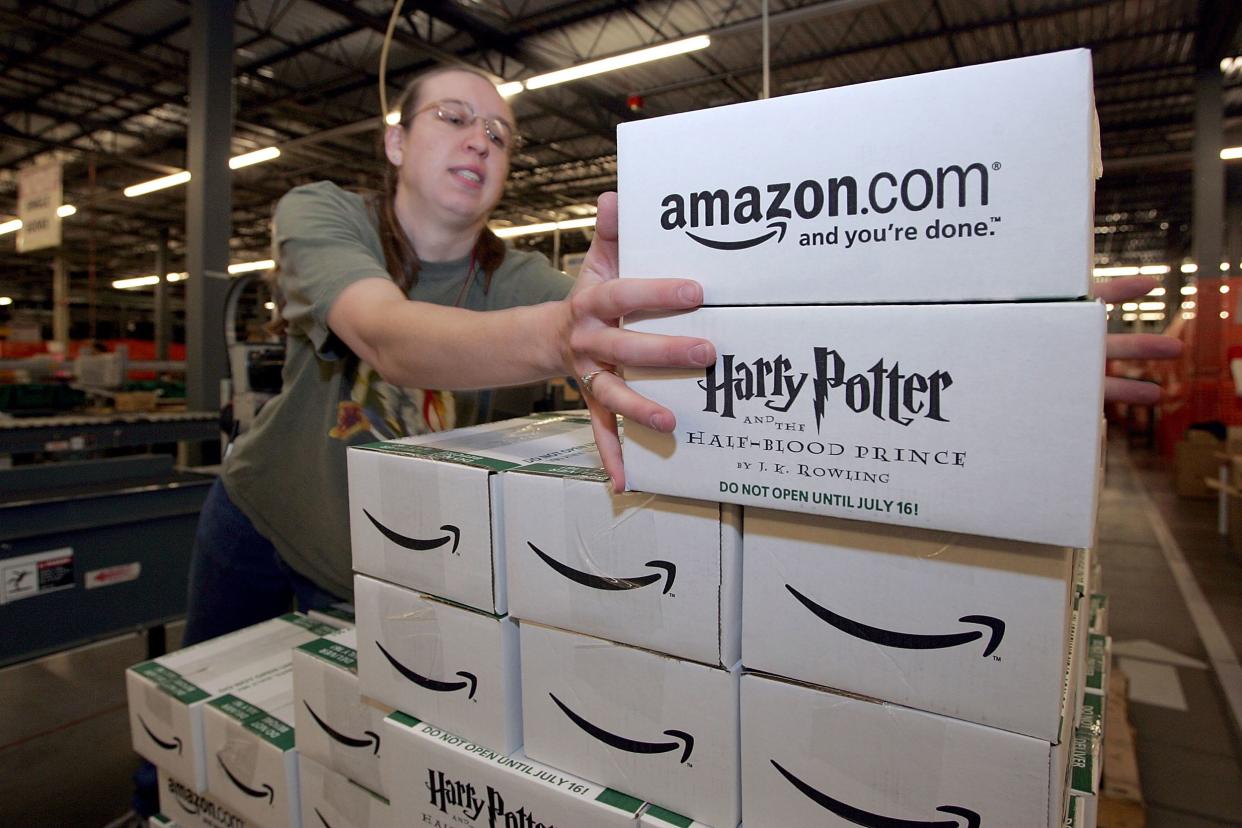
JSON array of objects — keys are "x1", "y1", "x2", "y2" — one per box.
[
  {"x1": 299, "y1": 753, "x2": 393, "y2": 828},
  {"x1": 127, "y1": 613, "x2": 341, "y2": 793},
  {"x1": 618, "y1": 49, "x2": 1098, "y2": 305},
  {"x1": 504, "y1": 442, "x2": 742, "y2": 666},
  {"x1": 742, "y1": 509, "x2": 1077, "y2": 740},
  {"x1": 624, "y1": 301, "x2": 1105, "y2": 548},
  {"x1": 741, "y1": 671, "x2": 1075, "y2": 828},
  {"x1": 520, "y1": 621, "x2": 742, "y2": 828},
  {"x1": 354, "y1": 573, "x2": 522, "y2": 754},
  {"x1": 348, "y1": 413, "x2": 595, "y2": 614},
  {"x1": 292, "y1": 627, "x2": 389, "y2": 797}
]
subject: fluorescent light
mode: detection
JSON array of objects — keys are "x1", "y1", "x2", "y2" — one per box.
[
  {"x1": 1139, "y1": 312, "x2": 1165, "y2": 321},
  {"x1": 1222, "y1": 311, "x2": 1231, "y2": 319},
  {"x1": 1223, "y1": 262, "x2": 1232, "y2": 272},
  {"x1": 385, "y1": 111, "x2": 401, "y2": 126},
  {"x1": 497, "y1": 81, "x2": 524, "y2": 97},
  {"x1": 492, "y1": 216, "x2": 598, "y2": 239},
  {"x1": 1093, "y1": 266, "x2": 1140, "y2": 277},
  {"x1": 1183, "y1": 301, "x2": 1196, "y2": 310},
  {"x1": 1147, "y1": 287, "x2": 1166, "y2": 296},
  {"x1": 0, "y1": 219, "x2": 21, "y2": 235},
  {"x1": 57, "y1": 204, "x2": 76, "y2": 218},
  {"x1": 167, "y1": 272, "x2": 187, "y2": 282},
  {"x1": 1221, "y1": 285, "x2": 1231, "y2": 294},
  {"x1": 0, "y1": 297, "x2": 11, "y2": 306},
  {"x1": 228, "y1": 259, "x2": 276, "y2": 274},
  {"x1": 1121, "y1": 302, "x2": 1139, "y2": 311},
  {"x1": 524, "y1": 35, "x2": 711, "y2": 90},
  {"x1": 1138, "y1": 302, "x2": 1165, "y2": 311},
  {"x1": 1106, "y1": 304, "x2": 1115, "y2": 311},
  {"x1": 263, "y1": 301, "x2": 275, "y2": 310},
  {"x1": 1183, "y1": 311, "x2": 1196, "y2": 320},
  {"x1": 1222, "y1": 146, "x2": 1242, "y2": 160},
  {"x1": 1122, "y1": 313, "x2": 1138, "y2": 321},
  {"x1": 112, "y1": 275, "x2": 161, "y2": 289},
  {"x1": 1140, "y1": 265, "x2": 1170, "y2": 275},
  {"x1": 1181, "y1": 263, "x2": 1198, "y2": 273},
  {"x1": 124, "y1": 170, "x2": 191, "y2": 197},
  {"x1": 1181, "y1": 285, "x2": 1198, "y2": 295},
  {"x1": 229, "y1": 147, "x2": 281, "y2": 169}
]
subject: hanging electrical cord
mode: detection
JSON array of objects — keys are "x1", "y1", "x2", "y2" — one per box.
[{"x1": 378, "y1": 0, "x2": 408, "y2": 123}]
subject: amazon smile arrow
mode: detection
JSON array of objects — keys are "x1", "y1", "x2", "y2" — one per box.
[{"x1": 528, "y1": 541, "x2": 677, "y2": 594}]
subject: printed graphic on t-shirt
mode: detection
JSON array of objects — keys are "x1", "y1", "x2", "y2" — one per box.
[{"x1": 330, "y1": 360, "x2": 453, "y2": 441}]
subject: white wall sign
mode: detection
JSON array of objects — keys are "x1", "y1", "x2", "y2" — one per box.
[{"x1": 17, "y1": 162, "x2": 62, "y2": 252}]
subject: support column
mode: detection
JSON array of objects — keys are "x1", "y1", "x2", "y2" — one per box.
[
  {"x1": 184, "y1": 0, "x2": 233, "y2": 421},
  {"x1": 154, "y1": 226, "x2": 170, "y2": 361},
  {"x1": 1190, "y1": 41, "x2": 1225, "y2": 388},
  {"x1": 52, "y1": 254, "x2": 69, "y2": 353}
]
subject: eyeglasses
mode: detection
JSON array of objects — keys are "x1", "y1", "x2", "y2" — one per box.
[{"x1": 411, "y1": 99, "x2": 521, "y2": 151}]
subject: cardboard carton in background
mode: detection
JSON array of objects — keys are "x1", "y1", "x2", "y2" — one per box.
[
  {"x1": 742, "y1": 508, "x2": 1076, "y2": 740},
  {"x1": 201, "y1": 659, "x2": 301, "y2": 828},
  {"x1": 504, "y1": 443, "x2": 742, "y2": 666},
  {"x1": 354, "y1": 574, "x2": 522, "y2": 754},
  {"x1": 348, "y1": 413, "x2": 595, "y2": 614},
  {"x1": 741, "y1": 671, "x2": 1073, "y2": 828},
  {"x1": 619, "y1": 49, "x2": 1096, "y2": 305},
  {"x1": 127, "y1": 613, "x2": 340, "y2": 792},
  {"x1": 383, "y1": 713, "x2": 646, "y2": 827},
  {"x1": 299, "y1": 753, "x2": 392, "y2": 828},
  {"x1": 520, "y1": 621, "x2": 741, "y2": 828},
  {"x1": 624, "y1": 301, "x2": 1105, "y2": 548},
  {"x1": 156, "y1": 768, "x2": 245, "y2": 828},
  {"x1": 292, "y1": 627, "x2": 389, "y2": 797}
]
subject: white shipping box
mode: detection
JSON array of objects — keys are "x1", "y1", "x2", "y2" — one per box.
[
  {"x1": 348, "y1": 413, "x2": 595, "y2": 614},
  {"x1": 292, "y1": 627, "x2": 389, "y2": 797},
  {"x1": 299, "y1": 753, "x2": 393, "y2": 828},
  {"x1": 201, "y1": 654, "x2": 301, "y2": 828},
  {"x1": 521, "y1": 622, "x2": 741, "y2": 828},
  {"x1": 624, "y1": 301, "x2": 1105, "y2": 548},
  {"x1": 127, "y1": 613, "x2": 341, "y2": 792},
  {"x1": 619, "y1": 49, "x2": 1097, "y2": 306},
  {"x1": 742, "y1": 509, "x2": 1076, "y2": 740},
  {"x1": 354, "y1": 574, "x2": 522, "y2": 754},
  {"x1": 384, "y1": 713, "x2": 646, "y2": 826},
  {"x1": 156, "y1": 768, "x2": 248, "y2": 828},
  {"x1": 639, "y1": 805, "x2": 715, "y2": 827},
  {"x1": 741, "y1": 671, "x2": 1073, "y2": 828},
  {"x1": 504, "y1": 442, "x2": 742, "y2": 666}
]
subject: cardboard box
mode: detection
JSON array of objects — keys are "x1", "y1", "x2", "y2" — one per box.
[
  {"x1": 623, "y1": 301, "x2": 1105, "y2": 548},
  {"x1": 742, "y1": 508, "x2": 1076, "y2": 740},
  {"x1": 520, "y1": 621, "x2": 741, "y2": 828},
  {"x1": 1089, "y1": 594, "x2": 1108, "y2": 636},
  {"x1": 299, "y1": 753, "x2": 393, "y2": 828},
  {"x1": 618, "y1": 50, "x2": 1097, "y2": 306},
  {"x1": 348, "y1": 413, "x2": 595, "y2": 613},
  {"x1": 504, "y1": 442, "x2": 742, "y2": 666},
  {"x1": 383, "y1": 712, "x2": 646, "y2": 827},
  {"x1": 308, "y1": 602, "x2": 356, "y2": 626},
  {"x1": 201, "y1": 653, "x2": 301, "y2": 828},
  {"x1": 127, "y1": 613, "x2": 341, "y2": 792},
  {"x1": 639, "y1": 804, "x2": 714, "y2": 827},
  {"x1": 150, "y1": 816, "x2": 179, "y2": 827},
  {"x1": 1173, "y1": 430, "x2": 1221, "y2": 499},
  {"x1": 156, "y1": 768, "x2": 247, "y2": 828},
  {"x1": 1069, "y1": 693, "x2": 1103, "y2": 827},
  {"x1": 1084, "y1": 633, "x2": 1109, "y2": 697},
  {"x1": 354, "y1": 574, "x2": 522, "y2": 754},
  {"x1": 741, "y1": 671, "x2": 1073, "y2": 828},
  {"x1": 293, "y1": 627, "x2": 389, "y2": 797}
]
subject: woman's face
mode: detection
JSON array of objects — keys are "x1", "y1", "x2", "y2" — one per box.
[{"x1": 387, "y1": 70, "x2": 514, "y2": 230}]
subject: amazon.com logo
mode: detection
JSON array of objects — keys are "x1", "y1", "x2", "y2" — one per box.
[
  {"x1": 363, "y1": 509, "x2": 460, "y2": 554},
  {"x1": 166, "y1": 777, "x2": 245, "y2": 827},
  {"x1": 550, "y1": 692, "x2": 694, "y2": 764},
  {"x1": 528, "y1": 541, "x2": 676, "y2": 594},
  {"x1": 659, "y1": 163, "x2": 990, "y2": 251},
  {"x1": 376, "y1": 641, "x2": 478, "y2": 699},
  {"x1": 772, "y1": 759, "x2": 980, "y2": 828},
  {"x1": 303, "y1": 700, "x2": 380, "y2": 755}
]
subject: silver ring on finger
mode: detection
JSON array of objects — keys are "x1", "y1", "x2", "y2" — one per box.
[{"x1": 580, "y1": 368, "x2": 616, "y2": 396}]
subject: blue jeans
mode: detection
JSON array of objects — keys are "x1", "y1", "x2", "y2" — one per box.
[{"x1": 183, "y1": 478, "x2": 343, "y2": 646}]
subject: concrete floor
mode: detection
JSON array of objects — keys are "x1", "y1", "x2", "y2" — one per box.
[{"x1": 1, "y1": 437, "x2": 1240, "y2": 826}]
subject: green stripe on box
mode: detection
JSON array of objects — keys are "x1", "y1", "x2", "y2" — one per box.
[
  {"x1": 1086, "y1": 634, "x2": 1107, "y2": 691},
  {"x1": 208, "y1": 694, "x2": 295, "y2": 751},
  {"x1": 280, "y1": 613, "x2": 341, "y2": 637},
  {"x1": 595, "y1": 788, "x2": 643, "y2": 814},
  {"x1": 518, "y1": 462, "x2": 609, "y2": 482},
  {"x1": 132, "y1": 662, "x2": 210, "y2": 704},
  {"x1": 297, "y1": 638, "x2": 358, "y2": 673},
  {"x1": 429, "y1": 450, "x2": 520, "y2": 471},
  {"x1": 388, "y1": 710, "x2": 421, "y2": 729},
  {"x1": 1069, "y1": 730, "x2": 1094, "y2": 794},
  {"x1": 356, "y1": 441, "x2": 442, "y2": 458},
  {"x1": 1080, "y1": 692, "x2": 1103, "y2": 734},
  {"x1": 151, "y1": 815, "x2": 174, "y2": 825},
  {"x1": 644, "y1": 804, "x2": 694, "y2": 826},
  {"x1": 1066, "y1": 795, "x2": 1077, "y2": 823}
]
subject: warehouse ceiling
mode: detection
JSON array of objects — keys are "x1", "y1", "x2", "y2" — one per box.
[{"x1": 1, "y1": 0, "x2": 1242, "y2": 331}]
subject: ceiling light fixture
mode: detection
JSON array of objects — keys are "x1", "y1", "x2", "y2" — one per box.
[
  {"x1": 492, "y1": 216, "x2": 598, "y2": 238},
  {"x1": 0, "y1": 219, "x2": 23, "y2": 235},
  {"x1": 1222, "y1": 146, "x2": 1242, "y2": 160},
  {"x1": 124, "y1": 170, "x2": 192, "y2": 198},
  {"x1": 230, "y1": 147, "x2": 281, "y2": 169},
  {"x1": 0, "y1": 297, "x2": 12, "y2": 306},
  {"x1": 228, "y1": 259, "x2": 276, "y2": 274},
  {"x1": 523, "y1": 36, "x2": 711, "y2": 91}
]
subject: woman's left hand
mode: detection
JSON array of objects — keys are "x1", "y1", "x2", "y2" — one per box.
[{"x1": 1092, "y1": 276, "x2": 1183, "y2": 403}]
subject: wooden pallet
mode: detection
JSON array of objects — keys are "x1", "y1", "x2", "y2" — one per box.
[{"x1": 1098, "y1": 669, "x2": 1146, "y2": 828}]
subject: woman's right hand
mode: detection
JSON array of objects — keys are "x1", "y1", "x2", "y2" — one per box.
[{"x1": 561, "y1": 192, "x2": 716, "y2": 492}]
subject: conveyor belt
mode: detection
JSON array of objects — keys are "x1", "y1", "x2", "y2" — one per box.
[{"x1": 0, "y1": 410, "x2": 218, "y2": 455}]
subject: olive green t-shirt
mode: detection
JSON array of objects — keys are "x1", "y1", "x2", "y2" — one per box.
[{"x1": 222, "y1": 181, "x2": 574, "y2": 598}]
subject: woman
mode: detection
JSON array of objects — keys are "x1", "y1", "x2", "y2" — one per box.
[
  {"x1": 183, "y1": 65, "x2": 710, "y2": 643},
  {"x1": 185, "y1": 64, "x2": 1178, "y2": 645}
]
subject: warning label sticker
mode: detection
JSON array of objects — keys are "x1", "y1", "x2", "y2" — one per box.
[{"x1": 1, "y1": 547, "x2": 75, "y2": 604}]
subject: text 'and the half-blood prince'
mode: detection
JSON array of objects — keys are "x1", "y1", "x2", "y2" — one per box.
[{"x1": 660, "y1": 162, "x2": 994, "y2": 251}]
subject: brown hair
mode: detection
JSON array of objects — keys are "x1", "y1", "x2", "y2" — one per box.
[{"x1": 375, "y1": 65, "x2": 508, "y2": 295}]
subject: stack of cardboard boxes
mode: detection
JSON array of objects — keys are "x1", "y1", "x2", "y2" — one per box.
[{"x1": 619, "y1": 48, "x2": 1109, "y2": 828}]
